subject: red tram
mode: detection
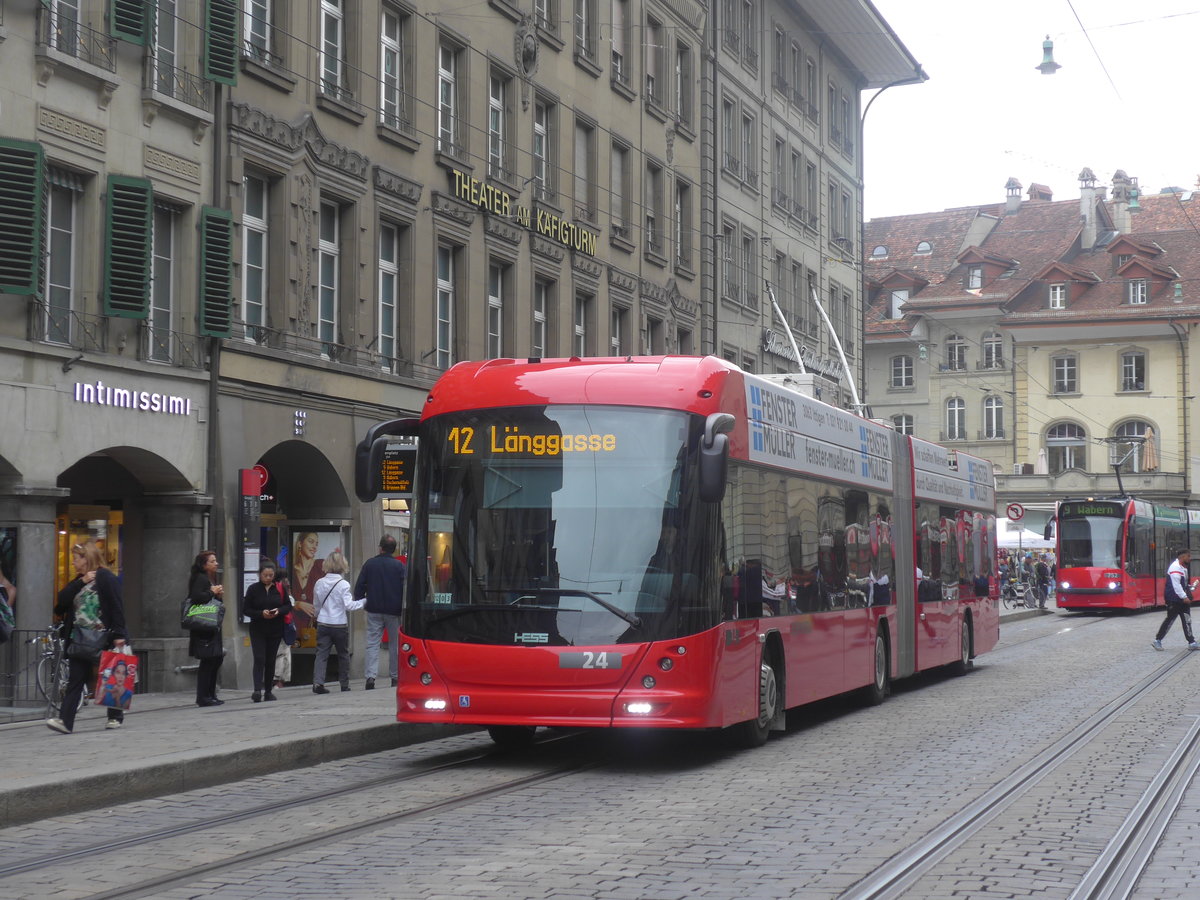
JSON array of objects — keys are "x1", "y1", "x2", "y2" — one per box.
[
  {"x1": 356, "y1": 357, "x2": 998, "y2": 747},
  {"x1": 1053, "y1": 498, "x2": 1200, "y2": 610}
]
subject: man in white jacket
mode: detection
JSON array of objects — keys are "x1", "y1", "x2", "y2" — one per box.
[{"x1": 1152, "y1": 549, "x2": 1198, "y2": 651}]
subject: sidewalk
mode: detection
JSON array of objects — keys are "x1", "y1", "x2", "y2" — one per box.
[
  {"x1": 2, "y1": 600, "x2": 1050, "y2": 829},
  {"x1": 0, "y1": 679, "x2": 470, "y2": 829}
]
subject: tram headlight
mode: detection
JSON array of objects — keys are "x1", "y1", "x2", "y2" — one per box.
[
  {"x1": 420, "y1": 672, "x2": 433, "y2": 685},
  {"x1": 1108, "y1": 580, "x2": 1121, "y2": 590},
  {"x1": 423, "y1": 699, "x2": 447, "y2": 711},
  {"x1": 401, "y1": 642, "x2": 411, "y2": 652},
  {"x1": 642, "y1": 675, "x2": 657, "y2": 689},
  {"x1": 625, "y1": 702, "x2": 653, "y2": 715},
  {"x1": 408, "y1": 654, "x2": 420, "y2": 668},
  {"x1": 1060, "y1": 581, "x2": 1071, "y2": 590},
  {"x1": 658, "y1": 657, "x2": 674, "y2": 671}
]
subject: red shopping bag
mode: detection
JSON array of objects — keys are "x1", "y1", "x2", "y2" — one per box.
[{"x1": 96, "y1": 648, "x2": 138, "y2": 711}]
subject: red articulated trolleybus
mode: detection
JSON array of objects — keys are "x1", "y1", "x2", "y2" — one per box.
[
  {"x1": 1053, "y1": 498, "x2": 1200, "y2": 610},
  {"x1": 356, "y1": 356, "x2": 999, "y2": 749}
]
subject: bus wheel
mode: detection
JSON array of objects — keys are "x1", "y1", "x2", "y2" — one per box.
[
  {"x1": 732, "y1": 661, "x2": 778, "y2": 748},
  {"x1": 951, "y1": 619, "x2": 972, "y2": 675},
  {"x1": 488, "y1": 725, "x2": 538, "y2": 749},
  {"x1": 862, "y1": 630, "x2": 889, "y2": 706}
]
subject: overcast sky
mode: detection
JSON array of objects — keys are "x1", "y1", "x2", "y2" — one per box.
[{"x1": 862, "y1": 0, "x2": 1200, "y2": 220}]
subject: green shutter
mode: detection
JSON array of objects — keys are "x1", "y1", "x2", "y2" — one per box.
[
  {"x1": 199, "y1": 206, "x2": 233, "y2": 337},
  {"x1": 0, "y1": 139, "x2": 45, "y2": 296},
  {"x1": 205, "y1": 0, "x2": 239, "y2": 85},
  {"x1": 103, "y1": 175, "x2": 152, "y2": 318},
  {"x1": 110, "y1": 0, "x2": 148, "y2": 45}
]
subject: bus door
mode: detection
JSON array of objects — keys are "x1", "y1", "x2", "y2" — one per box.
[{"x1": 916, "y1": 516, "x2": 958, "y2": 669}]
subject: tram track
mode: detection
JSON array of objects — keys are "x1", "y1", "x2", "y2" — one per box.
[
  {"x1": 842, "y1": 649, "x2": 1198, "y2": 899},
  {"x1": 0, "y1": 732, "x2": 597, "y2": 900}
]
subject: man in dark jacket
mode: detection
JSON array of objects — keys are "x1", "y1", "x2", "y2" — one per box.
[{"x1": 354, "y1": 535, "x2": 406, "y2": 689}]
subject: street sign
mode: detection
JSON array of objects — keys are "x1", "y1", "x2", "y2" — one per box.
[{"x1": 1006, "y1": 502, "x2": 1025, "y2": 521}]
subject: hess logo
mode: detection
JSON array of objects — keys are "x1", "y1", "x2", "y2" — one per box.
[{"x1": 514, "y1": 632, "x2": 549, "y2": 643}]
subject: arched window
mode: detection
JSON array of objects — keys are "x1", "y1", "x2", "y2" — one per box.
[
  {"x1": 983, "y1": 395, "x2": 1004, "y2": 439},
  {"x1": 872, "y1": 245, "x2": 888, "y2": 258},
  {"x1": 890, "y1": 355, "x2": 913, "y2": 388},
  {"x1": 1046, "y1": 422, "x2": 1087, "y2": 473},
  {"x1": 1113, "y1": 420, "x2": 1151, "y2": 473},
  {"x1": 945, "y1": 397, "x2": 965, "y2": 440},
  {"x1": 915, "y1": 241, "x2": 932, "y2": 254},
  {"x1": 945, "y1": 334, "x2": 966, "y2": 371}
]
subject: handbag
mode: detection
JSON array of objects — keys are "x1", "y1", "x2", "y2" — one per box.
[
  {"x1": 96, "y1": 647, "x2": 137, "y2": 710},
  {"x1": 281, "y1": 612, "x2": 297, "y2": 647},
  {"x1": 181, "y1": 598, "x2": 223, "y2": 632},
  {"x1": 66, "y1": 624, "x2": 109, "y2": 661}
]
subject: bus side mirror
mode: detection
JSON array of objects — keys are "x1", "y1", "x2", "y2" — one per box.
[
  {"x1": 1043, "y1": 518, "x2": 1055, "y2": 541},
  {"x1": 699, "y1": 412, "x2": 735, "y2": 503},
  {"x1": 354, "y1": 417, "x2": 419, "y2": 502}
]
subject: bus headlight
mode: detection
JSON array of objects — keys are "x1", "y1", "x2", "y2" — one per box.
[
  {"x1": 642, "y1": 675, "x2": 657, "y2": 689},
  {"x1": 625, "y1": 702, "x2": 653, "y2": 715},
  {"x1": 1060, "y1": 581, "x2": 1070, "y2": 590},
  {"x1": 423, "y1": 699, "x2": 447, "y2": 710},
  {"x1": 1108, "y1": 581, "x2": 1121, "y2": 590}
]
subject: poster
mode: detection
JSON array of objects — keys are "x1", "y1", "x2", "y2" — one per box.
[{"x1": 285, "y1": 528, "x2": 345, "y2": 648}]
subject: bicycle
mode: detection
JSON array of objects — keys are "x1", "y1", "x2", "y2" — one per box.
[
  {"x1": 1001, "y1": 579, "x2": 1038, "y2": 610},
  {"x1": 29, "y1": 624, "x2": 86, "y2": 717}
]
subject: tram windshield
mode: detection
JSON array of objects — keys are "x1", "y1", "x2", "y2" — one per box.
[
  {"x1": 1058, "y1": 503, "x2": 1125, "y2": 569},
  {"x1": 406, "y1": 405, "x2": 721, "y2": 646}
]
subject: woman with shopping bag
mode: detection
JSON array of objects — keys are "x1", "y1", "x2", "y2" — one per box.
[
  {"x1": 186, "y1": 550, "x2": 226, "y2": 707},
  {"x1": 47, "y1": 540, "x2": 129, "y2": 734}
]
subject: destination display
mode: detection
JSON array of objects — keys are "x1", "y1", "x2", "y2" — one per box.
[
  {"x1": 1058, "y1": 501, "x2": 1123, "y2": 518},
  {"x1": 445, "y1": 424, "x2": 617, "y2": 458}
]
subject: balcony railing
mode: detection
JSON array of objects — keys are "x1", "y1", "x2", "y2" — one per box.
[
  {"x1": 141, "y1": 322, "x2": 205, "y2": 369},
  {"x1": 36, "y1": 8, "x2": 116, "y2": 71},
  {"x1": 146, "y1": 57, "x2": 212, "y2": 111},
  {"x1": 976, "y1": 358, "x2": 1007, "y2": 370},
  {"x1": 32, "y1": 301, "x2": 107, "y2": 353},
  {"x1": 977, "y1": 429, "x2": 1007, "y2": 440}
]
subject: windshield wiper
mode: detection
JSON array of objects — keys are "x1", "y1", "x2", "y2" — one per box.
[{"x1": 483, "y1": 587, "x2": 641, "y2": 628}]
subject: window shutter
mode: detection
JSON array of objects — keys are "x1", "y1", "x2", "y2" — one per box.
[
  {"x1": 0, "y1": 139, "x2": 45, "y2": 296},
  {"x1": 205, "y1": 0, "x2": 239, "y2": 85},
  {"x1": 110, "y1": 0, "x2": 148, "y2": 44},
  {"x1": 199, "y1": 206, "x2": 233, "y2": 337},
  {"x1": 103, "y1": 176, "x2": 152, "y2": 318}
]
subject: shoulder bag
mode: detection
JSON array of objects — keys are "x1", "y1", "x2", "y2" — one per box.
[
  {"x1": 182, "y1": 596, "x2": 224, "y2": 632},
  {"x1": 66, "y1": 624, "x2": 109, "y2": 661}
]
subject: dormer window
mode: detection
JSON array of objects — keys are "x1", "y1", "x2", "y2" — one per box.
[
  {"x1": 888, "y1": 288, "x2": 908, "y2": 319},
  {"x1": 1115, "y1": 253, "x2": 1132, "y2": 268},
  {"x1": 1049, "y1": 283, "x2": 1067, "y2": 309},
  {"x1": 1127, "y1": 279, "x2": 1148, "y2": 304},
  {"x1": 871, "y1": 245, "x2": 888, "y2": 258},
  {"x1": 966, "y1": 265, "x2": 982, "y2": 290},
  {"x1": 915, "y1": 241, "x2": 932, "y2": 254}
]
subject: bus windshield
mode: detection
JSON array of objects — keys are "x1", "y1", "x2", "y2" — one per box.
[
  {"x1": 407, "y1": 405, "x2": 719, "y2": 646},
  {"x1": 1059, "y1": 513, "x2": 1124, "y2": 569}
]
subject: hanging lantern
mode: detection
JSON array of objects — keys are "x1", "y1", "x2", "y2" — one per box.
[{"x1": 1037, "y1": 36, "x2": 1061, "y2": 75}]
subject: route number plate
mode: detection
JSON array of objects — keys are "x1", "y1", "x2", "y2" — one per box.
[{"x1": 559, "y1": 651, "x2": 621, "y2": 669}]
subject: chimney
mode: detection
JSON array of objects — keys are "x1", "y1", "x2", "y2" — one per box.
[
  {"x1": 1004, "y1": 177, "x2": 1022, "y2": 213},
  {"x1": 1079, "y1": 167, "x2": 1098, "y2": 250},
  {"x1": 1111, "y1": 169, "x2": 1132, "y2": 233}
]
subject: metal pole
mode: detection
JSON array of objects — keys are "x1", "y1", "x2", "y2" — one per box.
[
  {"x1": 764, "y1": 281, "x2": 806, "y2": 374},
  {"x1": 810, "y1": 288, "x2": 863, "y2": 414}
]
